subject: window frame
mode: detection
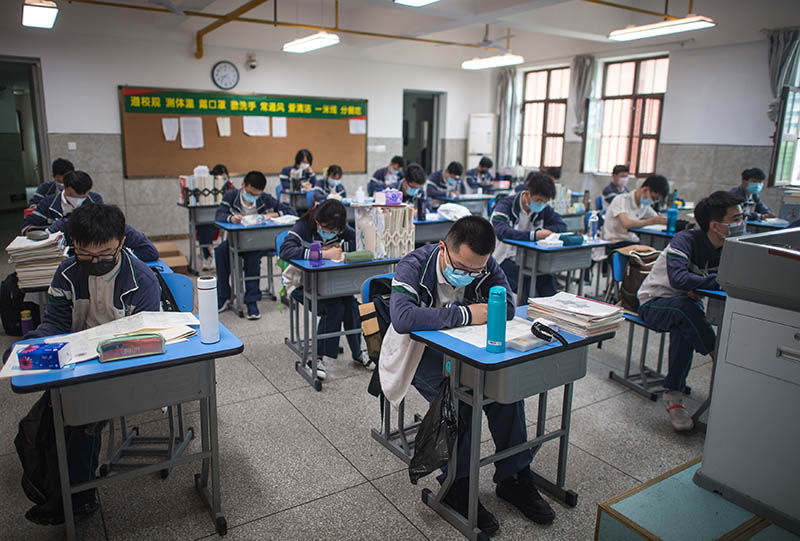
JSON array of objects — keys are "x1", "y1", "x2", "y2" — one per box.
[{"x1": 519, "y1": 66, "x2": 570, "y2": 169}]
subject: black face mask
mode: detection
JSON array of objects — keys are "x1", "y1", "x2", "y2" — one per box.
[{"x1": 78, "y1": 243, "x2": 121, "y2": 276}]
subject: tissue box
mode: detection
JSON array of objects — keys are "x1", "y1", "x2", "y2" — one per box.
[
  {"x1": 384, "y1": 189, "x2": 404, "y2": 206},
  {"x1": 18, "y1": 342, "x2": 71, "y2": 370}
]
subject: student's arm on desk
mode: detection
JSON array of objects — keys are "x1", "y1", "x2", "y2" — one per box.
[
  {"x1": 267, "y1": 194, "x2": 297, "y2": 217},
  {"x1": 390, "y1": 282, "x2": 473, "y2": 334},
  {"x1": 543, "y1": 208, "x2": 568, "y2": 233},
  {"x1": 279, "y1": 227, "x2": 309, "y2": 260},
  {"x1": 665, "y1": 240, "x2": 719, "y2": 292},
  {"x1": 426, "y1": 182, "x2": 448, "y2": 201},
  {"x1": 25, "y1": 273, "x2": 74, "y2": 339},
  {"x1": 617, "y1": 211, "x2": 665, "y2": 230},
  {"x1": 491, "y1": 197, "x2": 531, "y2": 242},
  {"x1": 215, "y1": 191, "x2": 236, "y2": 223},
  {"x1": 22, "y1": 197, "x2": 51, "y2": 233}
]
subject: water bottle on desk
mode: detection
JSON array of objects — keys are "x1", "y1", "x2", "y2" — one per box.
[
  {"x1": 486, "y1": 286, "x2": 507, "y2": 353},
  {"x1": 416, "y1": 196, "x2": 426, "y2": 221},
  {"x1": 588, "y1": 211, "x2": 599, "y2": 240},
  {"x1": 667, "y1": 204, "x2": 679, "y2": 233},
  {"x1": 309, "y1": 242, "x2": 323, "y2": 267}
]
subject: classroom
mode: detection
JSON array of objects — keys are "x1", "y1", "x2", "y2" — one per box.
[{"x1": 0, "y1": 0, "x2": 799, "y2": 539}]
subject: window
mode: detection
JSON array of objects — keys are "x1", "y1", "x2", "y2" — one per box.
[
  {"x1": 520, "y1": 67, "x2": 570, "y2": 169},
  {"x1": 584, "y1": 56, "x2": 669, "y2": 175},
  {"x1": 770, "y1": 85, "x2": 800, "y2": 186}
]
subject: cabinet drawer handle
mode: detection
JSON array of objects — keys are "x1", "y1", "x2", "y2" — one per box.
[
  {"x1": 777, "y1": 346, "x2": 800, "y2": 364},
  {"x1": 794, "y1": 333, "x2": 800, "y2": 342}
]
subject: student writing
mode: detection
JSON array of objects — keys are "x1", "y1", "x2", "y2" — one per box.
[
  {"x1": 279, "y1": 148, "x2": 316, "y2": 193},
  {"x1": 311, "y1": 164, "x2": 346, "y2": 204},
  {"x1": 601, "y1": 174, "x2": 669, "y2": 250},
  {"x1": 465, "y1": 156, "x2": 494, "y2": 193},
  {"x1": 23, "y1": 170, "x2": 103, "y2": 233},
  {"x1": 602, "y1": 164, "x2": 631, "y2": 205},
  {"x1": 389, "y1": 162, "x2": 430, "y2": 215},
  {"x1": 368, "y1": 155, "x2": 405, "y2": 196},
  {"x1": 730, "y1": 167, "x2": 773, "y2": 221},
  {"x1": 426, "y1": 161, "x2": 465, "y2": 204},
  {"x1": 29, "y1": 158, "x2": 74, "y2": 207}
]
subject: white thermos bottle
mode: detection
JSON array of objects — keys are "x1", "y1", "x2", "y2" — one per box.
[{"x1": 197, "y1": 276, "x2": 220, "y2": 344}]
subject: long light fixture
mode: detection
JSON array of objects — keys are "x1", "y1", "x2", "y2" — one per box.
[
  {"x1": 282, "y1": 31, "x2": 340, "y2": 53},
  {"x1": 608, "y1": 15, "x2": 715, "y2": 41},
  {"x1": 394, "y1": 0, "x2": 440, "y2": 7},
  {"x1": 461, "y1": 53, "x2": 524, "y2": 70},
  {"x1": 22, "y1": 0, "x2": 59, "y2": 28}
]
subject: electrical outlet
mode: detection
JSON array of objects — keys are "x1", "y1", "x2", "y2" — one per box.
[{"x1": 67, "y1": 142, "x2": 77, "y2": 150}]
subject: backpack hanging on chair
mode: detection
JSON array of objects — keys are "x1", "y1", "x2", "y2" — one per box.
[{"x1": 618, "y1": 246, "x2": 660, "y2": 312}]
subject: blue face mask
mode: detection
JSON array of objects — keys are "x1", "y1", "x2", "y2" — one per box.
[
  {"x1": 242, "y1": 191, "x2": 259, "y2": 204},
  {"x1": 529, "y1": 201, "x2": 547, "y2": 214},
  {"x1": 640, "y1": 197, "x2": 653, "y2": 208},
  {"x1": 747, "y1": 182, "x2": 763, "y2": 195},
  {"x1": 406, "y1": 187, "x2": 420, "y2": 196},
  {"x1": 318, "y1": 229, "x2": 337, "y2": 242},
  {"x1": 446, "y1": 176, "x2": 457, "y2": 186},
  {"x1": 443, "y1": 265, "x2": 476, "y2": 288},
  {"x1": 328, "y1": 178, "x2": 341, "y2": 187}
]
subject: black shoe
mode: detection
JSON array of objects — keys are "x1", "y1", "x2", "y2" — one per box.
[
  {"x1": 443, "y1": 477, "x2": 500, "y2": 536},
  {"x1": 25, "y1": 505, "x2": 65, "y2": 526},
  {"x1": 496, "y1": 468, "x2": 555, "y2": 525}
]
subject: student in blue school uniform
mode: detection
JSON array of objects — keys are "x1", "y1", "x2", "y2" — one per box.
[
  {"x1": 196, "y1": 164, "x2": 235, "y2": 270},
  {"x1": 215, "y1": 171, "x2": 296, "y2": 320},
  {"x1": 426, "y1": 161, "x2": 465, "y2": 204},
  {"x1": 602, "y1": 164, "x2": 631, "y2": 205},
  {"x1": 730, "y1": 167, "x2": 774, "y2": 221},
  {"x1": 790, "y1": 217, "x2": 800, "y2": 228},
  {"x1": 465, "y1": 156, "x2": 494, "y2": 193},
  {"x1": 311, "y1": 164, "x2": 347, "y2": 204},
  {"x1": 279, "y1": 199, "x2": 372, "y2": 379},
  {"x1": 389, "y1": 162, "x2": 431, "y2": 214},
  {"x1": 491, "y1": 171, "x2": 567, "y2": 298},
  {"x1": 19, "y1": 203, "x2": 161, "y2": 526},
  {"x1": 384, "y1": 216, "x2": 555, "y2": 534},
  {"x1": 367, "y1": 155, "x2": 405, "y2": 196},
  {"x1": 279, "y1": 148, "x2": 317, "y2": 193},
  {"x1": 47, "y1": 215, "x2": 159, "y2": 263},
  {"x1": 23, "y1": 170, "x2": 103, "y2": 233},
  {"x1": 29, "y1": 158, "x2": 74, "y2": 207},
  {"x1": 638, "y1": 190, "x2": 745, "y2": 432}
]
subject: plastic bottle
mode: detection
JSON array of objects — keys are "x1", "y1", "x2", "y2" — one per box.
[
  {"x1": 309, "y1": 241, "x2": 323, "y2": 267},
  {"x1": 486, "y1": 286, "x2": 507, "y2": 353},
  {"x1": 20, "y1": 309, "x2": 33, "y2": 335},
  {"x1": 355, "y1": 186, "x2": 365, "y2": 203},
  {"x1": 416, "y1": 196, "x2": 426, "y2": 222},
  {"x1": 588, "y1": 211, "x2": 599, "y2": 240},
  {"x1": 666, "y1": 205, "x2": 679, "y2": 233}
]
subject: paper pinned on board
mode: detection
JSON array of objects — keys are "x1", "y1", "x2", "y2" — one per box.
[
  {"x1": 216, "y1": 117, "x2": 231, "y2": 137},
  {"x1": 179, "y1": 117, "x2": 204, "y2": 149},
  {"x1": 272, "y1": 116, "x2": 287, "y2": 138},
  {"x1": 161, "y1": 118, "x2": 179, "y2": 141},
  {"x1": 440, "y1": 317, "x2": 533, "y2": 349},
  {"x1": 243, "y1": 116, "x2": 270, "y2": 136},
  {"x1": 348, "y1": 118, "x2": 366, "y2": 135}
]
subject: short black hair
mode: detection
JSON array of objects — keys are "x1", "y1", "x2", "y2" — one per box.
[
  {"x1": 445, "y1": 216, "x2": 496, "y2": 256},
  {"x1": 642, "y1": 174, "x2": 670, "y2": 198},
  {"x1": 741, "y1": 167, "x2": 765, "y2": 182},
  {"x1": 390, "y1": 156, "x2": 405, "y2": 168},
  {"x1": 243, "y1": 171, "x2": 267, "y2": 190},
  {"x1": 295, "y1": 148, "x2": 313, "y2": 166},
  {"x1": 69, "y1": 203, "x2": 126, "y2": 247},
  {"x1": 211, "y1": 164, "x2": 229, "y2": 177},
  {"x1": 404, "y1": 163, "x2": 426, "y2": 186},
  {"x1": 446, "y1": 161, "x2": 463, "y2": 177},
  {"x1": 62, "y1": 170, "x2": 93, "y2": 195},
  {"x1": 525, "y1": 172, "x2": 556, "y2": 199},
  {"x1": 327, "y1": 164, "x2": 343, "y2": 178},
  {"x1": 542, "y1": 166, "x2": 561, "y2": 180},
  {"x1": 694, "y1": 191, "x2": 744, "y2": 232},
  {"x1": 612, "y1": 164, "x2": 630, "y2": 176},
  {"x1": 308, "y1": 199, "x2": 347, "y2": 231},
  {"x1": 52, "y1": 158, "x2": 74, "y2": 177},
  {"x1": 479, "y1": 157, "x2": 493, "y2": 169}
]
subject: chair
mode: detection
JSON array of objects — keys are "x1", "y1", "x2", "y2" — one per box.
[
  {"x1": 488, "y1": 194, "x2": 502, "y2": 217},
  {"x1": 275, "y1": 184, "x2": 282, "y2": 201},
  {"x1": 160, "y1": 273, "x2": 193, "y2": 312},
  {"x1": 595, "y1": 195, "x2": 604, "y2": 211},
  {"x1": 306, "y1": 190, "x2": 315, "y2": 209}
]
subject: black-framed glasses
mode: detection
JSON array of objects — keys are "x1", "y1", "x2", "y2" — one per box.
[
  {"x1": 443, "y1": 243, "x2": 486, "y2": 278},
  {"x1": 75, "y1": 242, "x2": 122, "y2": 263}
]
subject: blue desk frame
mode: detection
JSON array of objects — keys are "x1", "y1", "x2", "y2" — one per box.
[
  {"x1": 630, "y1": 227, "x2": 675, "y2": 251},
  {"x1": 10, "y1": 323, "x2": 243, "y2": 539}
]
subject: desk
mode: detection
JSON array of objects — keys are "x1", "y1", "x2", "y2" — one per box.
[
  {"x1": 177, "y1": 204, "x2": 218, "y2": 274},
  {"x1": 693, "y1": 288, "x2": 728, "y2": 431},
  {"x1": 410, "y1": 306, "x2": 614, "y2": 540},
  {"x1": 10, "y1": 323, "x2": 243, "y2": 540},
  {"x1": 286, "y1": 257, "x2": 398, "y2": 390},
  {"x1": 214, "y1": 221, "x2": 292, "y2": 317},
  {"x1": 561, "y1": 212, "x2": 586, "y2": 233},
  {"x1": 438, "y1": 195, "x2": 494, "y2": 218},
  {"x1": 286, "y1": 191, "x2": 311, "y2": 213},
  {"x1": 746, "y1": 220, "x2": 788, "y2": 234},
  {"x1": 414, "y1": 217, "x2": 453, "y2": 245},
  {"x1": 630, "y1": 227, "x2": 675, "y2": 251},
  {"x1": 503, "y1": 238, "x2": 610, "y2": 306}
]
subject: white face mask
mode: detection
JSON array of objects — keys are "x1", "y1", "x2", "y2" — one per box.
[
  {"x1": 65, "y1": 194, "x2": 86, "y2": 208},
  {"x1": 618, "y1": 176, "x2": 629, "y2": 188},
  {"x1": 299, "y1": 162, "x2": 310, "y2": 171}
]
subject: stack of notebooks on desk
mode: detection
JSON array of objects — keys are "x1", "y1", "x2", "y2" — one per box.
[
  {"x1": 527, "y1": 292, "x2": 623, "y2": 337},
  {"x1": 6, "y1": 232, "x2": 68, "y2": 289}
]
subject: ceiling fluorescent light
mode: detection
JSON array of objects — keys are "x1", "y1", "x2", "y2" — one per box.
[
  {"x1": 394, "y1": 0, "x2": 440, "y2": 6},
  {"x1": 608, "y1": 15, "x2": 715, "y2": 41},
  {"x1": 282, "y1": 32, "x2": 340, "y2": 53},
  {"x1": 461, "y1": 53, "x2": 525, "y2": 70},
  {"x1": 22, "y1": 0, "x2": 59, "y2": 29}
]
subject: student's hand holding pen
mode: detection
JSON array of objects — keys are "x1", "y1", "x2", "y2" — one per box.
[
  {"x1": 322, "y1": 246, "x2": 342, "y2": 260},
  {"x1": 230, "y1": 214, "x2": 243, "y2": 224},
  {"x1": 263, "y1": 212, "x2": 279, "y2": 219},
  {"x1": 468, "y1": 303, "x2": 488, "y2": 325}
]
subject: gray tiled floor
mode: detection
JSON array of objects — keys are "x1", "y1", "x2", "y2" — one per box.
[{"x1": 0, "y1": 226, "x2": 715, "y2": 540}]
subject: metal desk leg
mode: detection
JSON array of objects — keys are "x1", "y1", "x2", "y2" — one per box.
[
  {"x1": 229, "y1": 233, "x2": 244, "y2": 318},
  {"x1": 51, "y1": 390, "x2": 77, "y2": 541},
  {"x1": 295, "y1": 274, "x2": 322, "y2": 391},
  {"x1": 194, "y1": 360, "x2": 226, "y2": 536},
  {"x1": 467, "y1": 366, "x2": 484, "y2": 535},
  {"x1": 188, "y1": 208, "x2": 198, "y2": 274},
  {"x1": 577, "y1": 268, "x2": 585, "y2": 297}
]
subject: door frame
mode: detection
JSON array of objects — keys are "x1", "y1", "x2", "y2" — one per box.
[{"x1": 403, "y1": 90, "x2": 444, "y2": 172}]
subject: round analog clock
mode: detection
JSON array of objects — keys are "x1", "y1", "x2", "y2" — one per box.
[{"x1": 211, "y1": 61, "x2": 239, "y2": 90}]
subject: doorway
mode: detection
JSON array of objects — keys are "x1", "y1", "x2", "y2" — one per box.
[
  {"x1": 0, "y1": 57, "x2": 48, "y2": 211},
  {"x1": 402, "y1": 91, "x2": 442, "y2": 174}
]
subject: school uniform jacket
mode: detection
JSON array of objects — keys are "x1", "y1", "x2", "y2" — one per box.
[
  {"x1": 29, "y1": 180, "x2": 61, "y2": 207},
  {"x1": 490, "y1": 191, "x2": 568, "y2": 243},
  {"x1": 465, "y1": 168, "x2": 494, "y2": 191},
  {"x1": 279, "y1": 219, "x2": 356, "y2": 261},
  {"x1": 729, "y1": 184, "x2": 770, "y2": 221},
  {"x1": 23, "y1": 192, "x2": 104, "y2": 233},
  {"x1": 602, "y1": 183, "x2": 628, "y2": 205},
  {"x1": 279, "y1": 165, "x2": 317, "y2": 192},
  {"x1": 215, "y1": 188, "x2": 296, "y2": 223},
  {"x1": 26, "y1": 249, "x2": 161, "y2": 339},
  {"x1": 47, "y1": 217, "x2": 159, "y2": 263},
  {"x1": 368, "y1": 167, "x2": 403, "y2": 197},
  {"x1": 311, "y1": 178, "x2": 347, "y2": 204},
  {"x1": 426, "y1": 170, "x2": 466, "y2": 202}
]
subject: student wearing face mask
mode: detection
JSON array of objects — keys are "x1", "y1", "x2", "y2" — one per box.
[
  {"x1": 29, "y1": 158, "x2": 75, "y2": 207},
  {"x1": 491, "y1": 172, "x2": 567, "y2": 298},
  {"x1": 311, "y1": 164, "x2": 347, "y2": 204},
  {"x1": 637, "y1": 191, "x2": 745, "y2": 432},
  {"x1": 603, "y1": 165, "x2": 631, "y2": 205},
  {"x1": 601, "y1": 175, "x2": 669, "y2": 250},
  {"x1": 426, "y1": 161, "x2": 465, "y2": 206},
  {"x1": 47, "y1": 215, "x2": 158, "y2": 263},
  {"x1": 368, "y1": 155, "x2": 405, "y2": 197},
  {"x1": 389, "y1": 162, "x2": 430, "y2": 214},
  {"x1": 19, "y1": 203, "x2": 160, "y2": 526},
  {"x1": 23, "y1": 170, "x2": 103, "y2": 233},
  {"x1": 730, "y1": 167, "x2": 774, "y2": 221},
  {"x1": 215, "y1": 171, "x2": 296, "y2": 320},
  {"x1": 195, "y1": 164, "x2": 234, "y2": 270},
  {"x1": 279, "y1": 149, "x2": 317, "y2": 193},
  {"x1": 465, "y1": 156, "x2": 495, "y2": 194},
  {"x1": 280, "y1": 199, "x2": 372, "y2": 378}
]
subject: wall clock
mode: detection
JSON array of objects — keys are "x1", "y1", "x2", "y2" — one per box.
[{"x1": 211, "y1": 61, "x2": 239, "y2": 90}]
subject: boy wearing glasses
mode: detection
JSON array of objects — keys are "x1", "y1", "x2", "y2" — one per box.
[
  {"x1": 21, "y1": 203, "x2": 160, "y2": 525},
  {"x1": 382, "y1": 216, "x2": 555, "y2": 536}
]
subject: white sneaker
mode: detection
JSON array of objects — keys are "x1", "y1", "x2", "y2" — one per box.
[
  {"x1": 217, "y1": 299, "x2": 230, "y2": 313},
  {"x1": 664, "y1": 391, "x2": 694, "y2": 432},
  {"x1": 307, "y1": 357, "x2": 327, "y2": 380},
  {"x1": 202, "y1": 257, "x2": 214, "y2": 271},
  {"x1": 353, "y1": 351, "x2": 375, "y2": 371}
]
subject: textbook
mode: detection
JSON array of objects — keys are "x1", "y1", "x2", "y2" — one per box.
[
  {"x1": 527, "y1": 292, "x2": 623, "y2": 337},
  {"x1": 6, "y1": 232, "x2": 68, "y2": 289}
]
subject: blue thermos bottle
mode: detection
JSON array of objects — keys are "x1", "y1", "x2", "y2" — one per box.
[
  {"x1": 666, "y1": 205, "x2": 678, "y2": 233},
  {"x1": 486, "y1": 286, "x2": 507, "y2": 353}
]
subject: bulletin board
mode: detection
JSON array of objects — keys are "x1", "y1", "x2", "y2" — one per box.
[{"x1": 118, "y1": 86, "x2": 368, "y2": 178}]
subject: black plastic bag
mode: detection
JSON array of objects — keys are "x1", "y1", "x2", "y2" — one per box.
[
  {"x1": 408, "y1": 377, "x2": 458, "y2": 484},
  {"x1": 14, "y1": 392, "x2": 59, "y2": 507}
]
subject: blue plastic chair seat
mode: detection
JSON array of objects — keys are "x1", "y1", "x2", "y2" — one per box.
[{"x1": 362, "y1": 273, "x2": 394, "y2": 303}]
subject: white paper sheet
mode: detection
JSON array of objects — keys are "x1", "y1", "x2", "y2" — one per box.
[
  {"x1": 216, "y1": 117, "x2": 231, "y2": 137},
  {"x1": 179, "y1": 117, "x2": 204, "y2": 149},
  {"x1": 161, "y1": 118, "x2": 179, "y2": 141},
  {"x1": 440, "y1": 317, "x2": 533, "y2": 349},
  {"x1": 243, "y1": 116, "x2": 270, "y2": 136},
  {"x1": 348, "y1": 118, "x2": 366, "y2": 134},
  {"x1": 272, "y1": 116, "x2": 287, "y2": 138}
]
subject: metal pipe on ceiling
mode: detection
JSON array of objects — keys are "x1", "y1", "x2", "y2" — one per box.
[
  {"x1": 582, "y1": 0, "x2": 681, "y2": 21},
  {"x1": 195, "y1": 0, "x2": 269, "y2": 59}
]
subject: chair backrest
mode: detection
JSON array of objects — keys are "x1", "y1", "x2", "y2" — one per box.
[
  {"x1": 275, "y1": 230, "x2": 289, "y2": 257},
  {"x1": 488, "y1": 195, "x2": 501, "y2": 217},
  {"x1": 306, "y1": 190, "x2": 315, "y2": 208},
  {"x1": 160, "y1": 273, "x2": 194, "y2": 312},
  {"x1": 361, "y1": 272, "x2": 394, "y2": 304},
  {"x1": 595, "y1": 195, "x2": 604, "y2": 211},
  {"x1": 275, "y1": 184, "x2": 282, "y2": 201},
  {"x1": 611, "y1": 251, "x2": 630, "y2": 284}
]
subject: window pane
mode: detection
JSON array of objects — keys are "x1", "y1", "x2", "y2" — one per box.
[
  {"x1": 543, "y1": 137, "x2": 564, "y2": 167},
  {"x1": 525, "y1": 70, "x2": 548, "y2": 101},
  {"x1": 637, "y1": 57, "x2": 669, "y2": 94},
  {"x1": 598, "y1": 98, "x2": 632, "y2": 173},
  {"x1": 546, "y1": 102, "x2": 567, "y2": 134},
  {"x1": 629, "y1": 98, "x2": 643, "y2": 173},
  {"x1": 549, "y1": 68, "x2": 571, "y2": 100},
  {"x1": 639, "y1": 139, "x2": 657, "y2": 174},
  {"x1": 521, "y1": 102, "x2": 545, "y2": 167},
  {"x1": 642, "y1": 98, "x2": 661, "y2": 135},
  {"x1": 605, "y1": 61, "x2": 635, "y2": 96}
]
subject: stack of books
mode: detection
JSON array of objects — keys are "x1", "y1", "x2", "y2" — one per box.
[
  {"x1": 527, "y1": 292, "x2": 623, "y2": 337},
  {"x1": 6, "y1": 232, "x2": 68, "y2": 289}
]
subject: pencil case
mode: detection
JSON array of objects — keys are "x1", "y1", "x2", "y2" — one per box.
[
  {"x1": 344, "y1": 250, "x2": 375, "y2": 263},
  {"x1": 97, "y1": 333, "x2": 165, "y2": 363},
  {"x1": 560, "y1": 234, "x2": 584, "y2": 246}
]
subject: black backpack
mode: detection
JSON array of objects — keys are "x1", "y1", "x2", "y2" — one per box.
[{"x1": 0, "y1": 273, "x2": 41, "y2": 336}]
